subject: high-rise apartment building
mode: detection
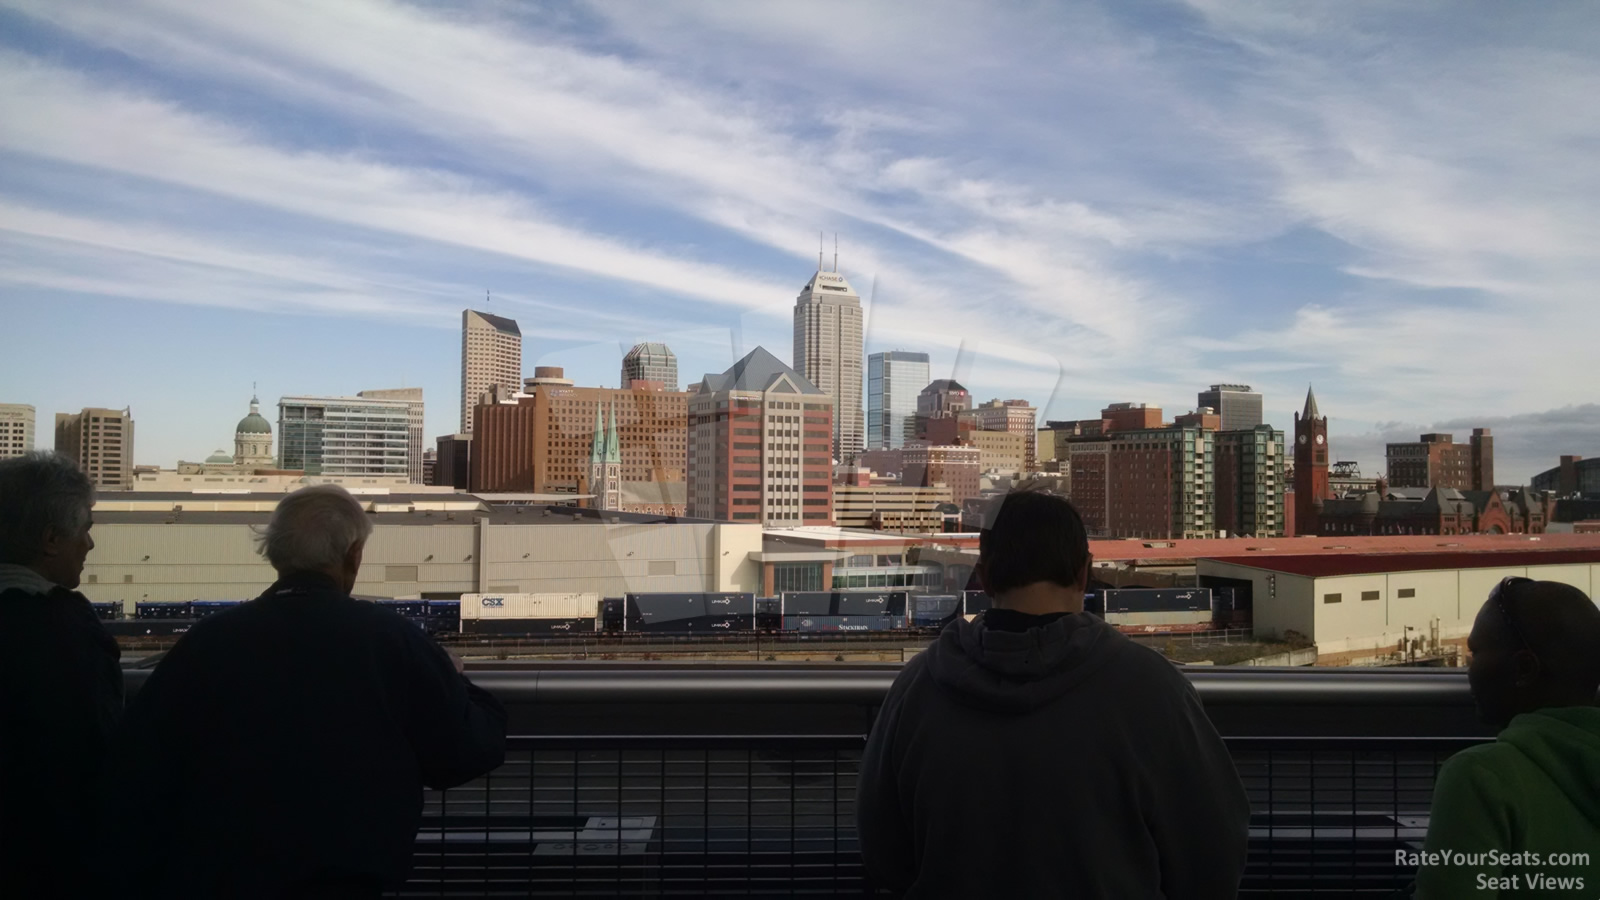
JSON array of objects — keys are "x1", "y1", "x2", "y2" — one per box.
[
  {"x1": 961, "y1": 400, "x2": 1039, "y2": 471},
  {"x1": 1386, "y1": 429, "x2": 1494, "y2": 491},
  {"x1": 1293, "y1": 386, "x2": 1330, "y2": 536},
  {"x1": 0, "y1": 403, "x2": 35, "y2": 460},
  {"x1": 688, "y1": 347, "x2": 834, "y2": 525},
  {"x1": 1197, "y1": 384, "x2": 1264, "y2": 432},
  {"x1": 793, "y1": 267, "x2": 863, "y2": 464},
  {"x1": 867, "y1": 351, "x2": 930, "y2": 451},
  {"x1": 55, "y1": 407, "x2": 135, "y2": 489},
  {"x1": 358, "y1": 388, "x2": 425, "y2": 483},
  {"x1": 1100, "y1": 425, "x2": 1213, "y2": 540},
  {"x1": 460, "y1": 309, "x2": 522, "y2": 434},
  {"x1": 1213, "y1": 425, "x2": 1286, "y2": 538},
  {"x1": 471, "y1": 371, "x2": 688, "y2": 497},
  {"x1": 621, "y1": 342, "x2": 679, "y2": 391},
  {"x1": 279, "y1": 396, "x2": 411, "y2": 477}
]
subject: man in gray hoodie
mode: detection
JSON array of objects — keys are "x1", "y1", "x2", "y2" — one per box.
[{"x1": 856, "y1": 490, "x2": 1250, "y2": 898}]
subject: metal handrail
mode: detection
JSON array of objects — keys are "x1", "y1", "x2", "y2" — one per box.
[{"x1": 120, "y1": 664, "x2": 1476, "y2": 705}]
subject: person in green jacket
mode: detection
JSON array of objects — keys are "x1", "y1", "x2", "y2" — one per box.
[{"x1": 1415, "y1": 578, "x2": 1600, "y2": 899}]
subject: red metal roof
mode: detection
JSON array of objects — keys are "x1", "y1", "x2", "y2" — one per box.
[
  {"x1": 1201, "y1": 547, "x2": 1600, "y2": 577},
  {"x1": 1086, "y1": 532, "x2": 1600, "y2": 563}
]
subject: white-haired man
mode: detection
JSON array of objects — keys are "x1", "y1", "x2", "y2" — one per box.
[
  {"x1": 0, "y1": 452, "x2": 121, "y2": 898},
  {"x1": 103, "y1": 484, "x2": 506, "y2": 898}
]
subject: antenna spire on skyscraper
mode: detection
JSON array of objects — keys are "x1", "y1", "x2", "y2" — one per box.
[
  {"x1": 833, "y1": 233, "x2": 838, "y2": 272},
  {"x1": 818, "y1": 232, "x2": 824, "y2": 271}
]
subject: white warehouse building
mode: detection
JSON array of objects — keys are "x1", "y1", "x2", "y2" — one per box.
[
  {"x1": 1198, "y1": 548, "x2": 1600, "y2": 665},
  {"x1": 79, "y1": 492, "x2": 762, "y2": 611}
]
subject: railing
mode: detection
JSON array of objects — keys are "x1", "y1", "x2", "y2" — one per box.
[{"x1": 122, "y1": 666, "x2": 1493, "y2": 897}]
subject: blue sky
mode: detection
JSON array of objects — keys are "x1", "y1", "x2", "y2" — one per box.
[{"x1": 0, "y1": 0, "x2": 1595, "y2": 483}]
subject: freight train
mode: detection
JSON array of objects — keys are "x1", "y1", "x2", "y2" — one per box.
[{"x1": 101, "y1": 587, "x2": 1222, "y2": 638}]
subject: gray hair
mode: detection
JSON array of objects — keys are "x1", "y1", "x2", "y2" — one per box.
[
  {"x1": 0, "y1": 451, "x2": 95, "y2": 565},
  {"x1": 255, "y1": 484, "x2": 373, "y2": 574}
]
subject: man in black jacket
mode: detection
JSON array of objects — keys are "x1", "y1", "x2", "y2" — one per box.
[
  {"x1": 857, "y1": 490, "x2": 1250, "y2": 898},
  {"x1": 0, "y1": 452, "x2": 121, "y2": 898},
  {"x1": 103, "y1": 484, "x2": 506, "y2": 898}
]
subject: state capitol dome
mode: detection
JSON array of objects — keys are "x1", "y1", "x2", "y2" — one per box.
[{"x1": 236, "y1": 395, "x2": 272, "y2": 435}]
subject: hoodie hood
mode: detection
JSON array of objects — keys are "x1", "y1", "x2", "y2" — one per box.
[
  {"x1": 923, "y1": 611, "x2": 1128, "y2": 713},
  {"x1": 1500, "y1": 706, "x2": 1600, "y2": 825}
]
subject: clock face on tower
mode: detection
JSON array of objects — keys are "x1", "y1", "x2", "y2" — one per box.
[
  {"x1": 1298, "y1": 434, "x2": 1308, "y2": 445},
  {"x1": 1316, "y1": 434, "x2": 1325, "y2": 445}
]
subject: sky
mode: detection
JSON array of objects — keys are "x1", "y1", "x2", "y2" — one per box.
[{"x1": 0, "y1": 0, "x2": 1596, "y2": 484}]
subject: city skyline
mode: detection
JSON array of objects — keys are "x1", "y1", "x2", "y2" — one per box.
[{"x1": 1, "y1": 3, "x2": 1597, "y2": 482}]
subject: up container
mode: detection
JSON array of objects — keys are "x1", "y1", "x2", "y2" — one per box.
[
  {"x1": 780, "y1": 592, "x2": 834, "y2": 616},
  {"x1": 191, "y1": 600, "x2": 244, "y2": 619},
  {"x1": 465, "y1": 617, "x2": 597, "y2": 635},
  {"x1": 835, "y1": 591, "x2": 908, "y2": 617},
  {"x1": 1102, "y1": 588, "x2": 1212, "y2": 614},
  {"x1": 910, "y1": 595, "x2": 960, "y2": 628},
  {"x1": 783, "y1": 615, "x2": 907, "y2": 633}
]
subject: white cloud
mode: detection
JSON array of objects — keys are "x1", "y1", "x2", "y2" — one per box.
[{"x1": 0, "y1": 0, "x2": 1596, "y2": 463}]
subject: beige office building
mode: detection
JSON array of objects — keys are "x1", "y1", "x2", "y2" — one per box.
[
  {"x1": 793, "y1": 267, "x2": 864, "y2": 465},
  {"x1": 0, "y1": 403, "x2": 34, "y2": 460},
  {"x1": 833, "y1": 483, "x2": 953, "y2": 533},
  {"x1": 55, "y1": 407, "x2": 135, "y2": 489},
  {"x1": 461, "y1": 310, "x2": 522, "y2": 434},
  {"x1": 360, "y1": 387, "x2": 425, "y2": 483},
  {"x1": 961, "y1": 429, "x2": 1027, "y2": 476}
]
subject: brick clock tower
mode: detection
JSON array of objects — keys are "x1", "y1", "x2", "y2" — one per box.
[{"x1": 1294, "y1": 386, "x2": 1330, "y2": 536}]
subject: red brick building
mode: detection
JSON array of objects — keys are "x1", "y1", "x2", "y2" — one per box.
[
  {"x1": 470, "y1": 373, "x2": 687, "y2": 496},
  {"x1": 1063, "y1": 439, "x2": 1110, "y2": 533},
  {"x1": 1385, "y1": 429, "x2": 1493, "y2": 491},
  {"x1": 1318, "y1": 486, "x2": 1551, "y2": 537},
  {"x1": 903, "y1": 445, "x2": 982, "y2": 505},
  {"x1": 687, "y1": 347, "x2": 834, "y2": 525},
  {"x1": 1102, "y1": 402, "x2": 1163, "y2": 433}
]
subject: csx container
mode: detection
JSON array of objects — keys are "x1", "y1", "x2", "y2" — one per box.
[{"x1": 460, "y1": 593, "x2": 599, "y2": 622}]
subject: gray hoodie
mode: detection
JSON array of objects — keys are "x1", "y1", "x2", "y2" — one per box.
[{"x1": 856, "y1": 612, "x2": 1250, "y2": 898}]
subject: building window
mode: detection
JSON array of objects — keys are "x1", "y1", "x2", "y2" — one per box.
[
  {"x1": 1361, "y1": 590, "x2": 1380, "y2": 601},
  {"x1": 773, "y1": 562, "x2": 823, "y2": 593},
  {"x1": 1323, "y1": 593, "x2": 1341, "y2": 604},
  {"x1": 1397, "y1": 588, "x2": 1415, "y2": 598},
  {"x1": 384, "y1": 565, "x2": 419, "y2": 582},
  {"x1": 648, "y1": 560, "x2": 676, "y2": 576}
]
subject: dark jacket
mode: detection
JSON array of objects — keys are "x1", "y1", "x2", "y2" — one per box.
[
  {"x1": 101, "y1": 572, "x2": 506, "y2": 897},
  {"x1": 857, "y1": 611, "x2": 1251, "y2": 899},
  {"x1": 0, "y1": 584, "x2": 123, "y2": 899}
]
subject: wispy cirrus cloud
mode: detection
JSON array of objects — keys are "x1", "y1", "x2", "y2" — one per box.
[{"x1": 0, "y1": 0, "x2": 1594, "y2": 473}]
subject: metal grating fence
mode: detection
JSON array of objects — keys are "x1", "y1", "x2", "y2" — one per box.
[
  {"x1": 391, "y1": 735, "x2": 1483, "y2": 898},
  {"x1": 396, "y1": 737, "x2": 868, "y2": 898}
]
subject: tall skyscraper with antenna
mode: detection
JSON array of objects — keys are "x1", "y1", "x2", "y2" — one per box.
[
  {"x1": 460, "y1": 309, "x2": 522, "y2": 434},
  {"x1": 793, "y1": 237, "x2": 864, "y2": 464}
]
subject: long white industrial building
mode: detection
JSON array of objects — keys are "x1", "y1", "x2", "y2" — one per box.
[
  {"x1": 1198, "y1": 547, "x2": 1599, "y2": 664},
  {"x1": 81, "y1": 492, "x2": 762, "y2": 610}
]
